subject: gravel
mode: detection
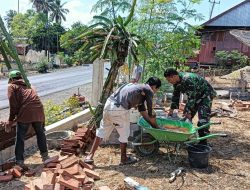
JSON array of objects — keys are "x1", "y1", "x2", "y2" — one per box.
[{"x1": 0, "y1": 83, "x2": 92, "y2": 121}]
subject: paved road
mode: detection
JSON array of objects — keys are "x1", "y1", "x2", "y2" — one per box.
[{"x1": 0, "y1": 64, "x2": 110, "y2": 109}]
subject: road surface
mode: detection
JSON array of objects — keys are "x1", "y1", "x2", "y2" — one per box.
[{"x1": 0, "y1": 64, "x2": 109, "y2": 109}]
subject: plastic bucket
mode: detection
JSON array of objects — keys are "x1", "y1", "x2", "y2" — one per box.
[{"x1": 187, "y1": 144, "x2": 212, "y2": 168}]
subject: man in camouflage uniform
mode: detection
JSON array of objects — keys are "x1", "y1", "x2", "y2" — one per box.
[{"x1": 164, "y1": 68, "x2": 217, "y2": 145}]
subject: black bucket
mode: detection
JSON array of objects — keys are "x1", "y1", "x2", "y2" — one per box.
[{"x1": 187, "y1": 144, "x2": 212, "y2": 169}]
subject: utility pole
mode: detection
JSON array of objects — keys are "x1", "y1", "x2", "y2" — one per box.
[
  {"x1": 209, "y1": 0, "x2": 220, "y2": 19},
  {"x1": 18, "y1": 0, "x2": 20, "y2": 13}
]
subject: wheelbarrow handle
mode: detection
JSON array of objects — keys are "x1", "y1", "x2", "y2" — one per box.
[
  {"x1": 185, "y1": 133, "x2": 227, "y2": 144},
  {"x1": 194, "y1": 122, "x2": 222, "y2": 132}
]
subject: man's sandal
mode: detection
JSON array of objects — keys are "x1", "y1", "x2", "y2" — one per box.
[{"x1": 119, "y1": 156, "x2": 138, "y2": 166}]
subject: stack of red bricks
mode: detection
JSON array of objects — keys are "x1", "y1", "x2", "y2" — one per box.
[
  {"x1": 24, "y1": 155, "x2": 109, "y2": 190},
  {"x1": 60, "y1": 126, "x2": 95, "y2": 156},
  {"x1": 0, "y1": 122, "x2": 36, "y2": 151},
  {"x1": 0, "y1": 161, "x2": 20, "y2": 182}
]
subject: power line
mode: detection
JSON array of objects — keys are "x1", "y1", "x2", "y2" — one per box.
[{"x1": 209, "y1": 0, "x2": 220, "y2": 20}]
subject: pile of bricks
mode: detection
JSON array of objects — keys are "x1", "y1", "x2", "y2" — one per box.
[
  {"x1": 23, "y1": 155, "x2": 109, "y2": 190},
  {"x1": 60, "y1": 126, "x2": 95, "y2": 156},
  {"x1": 0, "y1": 122, "x2": 36, "y2": 151},
  {"x1": 0, "y1": 155, "x2": 111, "y2": 190},
  {"x1": 232, "y1": 100, "x2": 250, "y2": 111}
]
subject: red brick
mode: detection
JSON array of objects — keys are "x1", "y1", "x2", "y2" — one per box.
[
  {"x1": 60, "y1": 151, "x2": 74, "y2": 156},
  {"x1": 60, "y1": 155, "x2": 78, "y2": 169},
  {"x1": 61, "y1": 148, "x2": 77, "y2": 154},
  {"x1": 58, "y1": 155, "x2": 68, "y2": 162},
  {"x1": 74, "y1": 174, "x2": 86, "y2": 182},
  {"x1": 12, "y1": 168, "x2": 22, "y2": 178},
  {"x1": 43, "y1": 184, "x2": 54, "y2": 190},
  {"x1": 62, "y1": 139, "x2": 79, "y2": 146},
  {"x1": 13, "y1": 165, "x2": 23, "y2": 172},
  {"x1": 63, "y1": 164, "x2": 79, "y2": 175},
  {"x1": 0, "y1": 161, "x2": 15, "y2": 171},
  {"x1": 58, "y1": 175, "x2": 80, "y2": 190},
  {"x1": 0, "y1": 175, "x2": 13, "y2": 182},
  {"x1": 41, "y1": 171, "x2": 57, "y2": 184},
  {"x1": 44, "y1": 155, "x2": 59, "y2": 165},
  {"x1": 71, "y1": 137, "x2": 84, "y2": 142},
  {"x1": 54, "y1": 183, "x2": 65, "y2": 190},
  {"x1": 99, "y1": 186, "x2": 111, "y2": 190},
  {"x1": 83, "y1": 176, "x2": 94, "y2": 184},
  {"x1": 25, "y1": 170, "x2": 36, "y2": 177},
  {"x1": 46, "y1": 162, "x2": 58, "y2": 168},
  {"x1": 76, "y1": 127, "x2": 89, "y2": 133},
  {"x1": 84, "y1": 168, "x2": 100, "y2": 180},
  {"x1": 79, "y1": 160, "x2": 94, "y2": 170}
]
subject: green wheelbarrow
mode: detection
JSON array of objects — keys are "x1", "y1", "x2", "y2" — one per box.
[{"x1": 132, "y1": 117, "x2": 227, "y2": 159}]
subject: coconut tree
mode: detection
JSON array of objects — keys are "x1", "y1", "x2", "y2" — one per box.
[
  {"x1": 0, "y1": 16, "x2": 30, "y2": 87},
  {"x1": 69, "y1": 0, "x2": 144, "y2": 128},
  {"x1": 50, "y1": 0, "x2": 69, "y2": 24}
]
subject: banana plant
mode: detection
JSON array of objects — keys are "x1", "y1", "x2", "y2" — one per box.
[
  {"x1": 0, "y1": 15, "x2": 30, "y2": 87},
  {"x1": 69, "y1": 0, "x2": 143, "y2": 127}
]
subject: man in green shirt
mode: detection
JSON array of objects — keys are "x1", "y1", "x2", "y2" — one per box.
[{"x1": 164, "y1": 68, "x2": 216, "y2": 145}]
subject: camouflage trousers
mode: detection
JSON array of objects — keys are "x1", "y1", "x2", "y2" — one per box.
[{"x1": 190, "y1": 96, "x2": 213, "y2": 142}]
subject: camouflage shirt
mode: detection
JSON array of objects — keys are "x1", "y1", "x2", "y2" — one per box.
[{"x1": 170, "y1": 72, "x2": 216, "y2": 114}]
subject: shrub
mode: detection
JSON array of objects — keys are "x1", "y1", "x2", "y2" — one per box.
[
  {"x1": 215, "y1": 50, "x2": 249, "y2": 69},
  {"x1": 36, "y1": 58, "x2": 49, "y2": 73},
  {"x1": 44, "y1": 97, "x2": 82, "y2": 126},
  {"x1": 63, "y1": 55, "x2": 73, "y2": 67}
]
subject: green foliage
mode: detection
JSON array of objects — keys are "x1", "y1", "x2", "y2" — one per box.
[
  {"x1": 63, "y1": 55, "x2": 74, "y2": 66},
  {"x1": 4, "y1": 10, "x2": 17, "y2": 29},
  {"x1": 49, "y1": 0, "x2": 69, "y2": 24},
  {"x1": 0, "y1": 15, "x2": 31, "y2": 87},
  {"x1": 73, "y1": 51, "x2": 86, "y2": 65},
  {"x1": 91, "y1": 0, "x2": 132, "y2": 19},
  {"x1": 133, "y1": 0, "x2": 202, "y2": 80},
  {"x1": 36, "y1": 58, "x2": 49, "y2": 73},
  {"x1": 215, "y1": 50, "x2": 249, "y2": 69},
  {"x1": 44, "y1": 97, "x2": 81, "y2": 126},
  {"x1": 60, "y1": 22, "x2": 87, "y2": 55}
]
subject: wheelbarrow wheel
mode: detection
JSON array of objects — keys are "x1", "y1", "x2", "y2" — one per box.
[{"x1": 133, "y1": 133, "x2": 159, "y2": 157}]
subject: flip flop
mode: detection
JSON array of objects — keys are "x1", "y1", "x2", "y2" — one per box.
[
  {"x1": 120, "y1": 156, "x2": 138, "y2": 166},
  {"x1": 84, "y1": 158, "x2": 94, "y2": 164}
]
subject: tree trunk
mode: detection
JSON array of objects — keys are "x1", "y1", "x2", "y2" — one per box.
[{"x1": 88, "y1": 59, "x2": 121, "y2": 130}]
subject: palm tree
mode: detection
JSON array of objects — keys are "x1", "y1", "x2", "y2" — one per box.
[
  {"x1": 69, "y1": 0, "x2": 145, "y2": 127},
  {"x1": 30, "y1": 0, "x2": 54, "y2": 20},
  {"x1": 50, "y1": 0, "x2": 69, "y2": 24},
  {"x1": 92, "y1": 0, "x2": 132, "y2": 20}
]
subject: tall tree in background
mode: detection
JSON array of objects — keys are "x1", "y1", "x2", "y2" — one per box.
[
  {"x1": 92, "y1": 0, "x2": 132, "y2": 19},
  {"x1": 50, "y1": 0, "x2": 69, "y2": 24},
  {"x1": 4, "y1": 10, "x2": 17, "y2": 29},
  {"x1": 30, "y1": 0, "x2": 54, "y2": 23},
  {"x1": 132, "y1": 0, "x2": 203, "y2": 81}
]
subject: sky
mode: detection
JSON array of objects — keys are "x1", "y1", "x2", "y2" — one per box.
[{"x1": 0, "y1": 0, "x2": 245, "y2": 29}]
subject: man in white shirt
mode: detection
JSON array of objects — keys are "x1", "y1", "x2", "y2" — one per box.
[{"x1": 131, "y1": 62, "x2": 143, "y2": 83}]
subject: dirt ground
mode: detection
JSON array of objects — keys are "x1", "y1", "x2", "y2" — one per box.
[{"x1": 0, "y1": 99, "x2": 249, "y2": 190}]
